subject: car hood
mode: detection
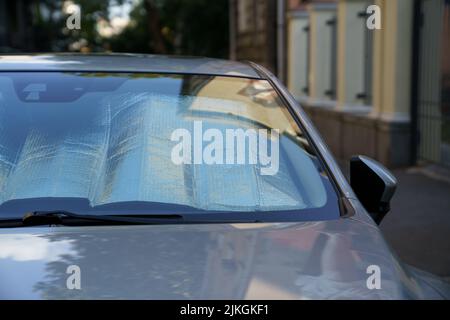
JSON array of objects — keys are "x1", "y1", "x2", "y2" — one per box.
[{"x1": 1, "y1": 215, "x2": 449, "y2": 299}]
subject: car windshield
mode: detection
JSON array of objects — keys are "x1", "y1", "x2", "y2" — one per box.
[{"x1": 0, "y1": 72, "x2": 339, "y2": 220}]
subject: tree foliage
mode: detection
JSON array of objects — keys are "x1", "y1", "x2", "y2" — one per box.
[{"x1": 5, "y1": 0, "x2": 229, "y2": 58}]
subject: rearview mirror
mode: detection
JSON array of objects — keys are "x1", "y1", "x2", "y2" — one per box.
[{"x1": 350, "y1": 155, "x2": 397, "y2": 224}]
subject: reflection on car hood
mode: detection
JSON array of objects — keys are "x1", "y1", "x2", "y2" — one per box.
[{"x1": 0, "y1": 217, "x2": 449, "y2": 299}]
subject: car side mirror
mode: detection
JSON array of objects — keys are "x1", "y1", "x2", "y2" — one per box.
[{"x1": 350, "y1": 155, "x2": 397, "y2": 224}]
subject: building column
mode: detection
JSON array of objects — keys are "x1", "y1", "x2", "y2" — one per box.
[
  {"x1": 371, "y1": 0, "x2": 413, "y2": 122},
  {"x1": 371, "y1": 0, "x2": 414, "y2": 165},
  {"x1": 307, "y1": 3, "x2": 337, "y2": 104},
  {"x1": 287, "y1": 11, "x2": 309, "y2": 100},
  {"x1": 336, "y1": 0, "x2": 371, "y2": 109}
]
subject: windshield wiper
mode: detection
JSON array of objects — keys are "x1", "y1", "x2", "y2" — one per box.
[{"x1": 0, "y1": 210, "x2": 184, "y2": 228}]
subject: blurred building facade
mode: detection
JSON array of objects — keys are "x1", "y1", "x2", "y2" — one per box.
[
  {"x1": 230, "y1": 0, "x2": 450, "y2": 168},
  {"x1": 229, "y1": 0, "x2": 278, "y2": 73}
]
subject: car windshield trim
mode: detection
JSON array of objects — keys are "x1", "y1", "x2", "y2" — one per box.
[{"x1": 0, "y1": 188, "x2": 338, "y2": 222}]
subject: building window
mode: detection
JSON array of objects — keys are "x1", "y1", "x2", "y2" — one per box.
[
  {"x1": 303, "y1": 24, "x2": 310, "y2": 95},
  {"x1": 325, "y1": 17, "x2": 337, "y2": 100},
  {"x1": 357, "y1": 9, "x2": 374, "y2": 105}
]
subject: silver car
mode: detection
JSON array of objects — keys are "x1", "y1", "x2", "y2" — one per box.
[{"x1": 0, "y1": 54, "x2": 448, "y2": 299}]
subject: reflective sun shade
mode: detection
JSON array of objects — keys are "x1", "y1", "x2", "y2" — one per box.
[{"x1": 0, "y1": 72, "x2": 338, "y2": 217}]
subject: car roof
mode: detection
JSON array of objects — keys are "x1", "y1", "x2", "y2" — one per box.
[{"x1": 0, "y1": 53, "x2": 262, "y2": 79}]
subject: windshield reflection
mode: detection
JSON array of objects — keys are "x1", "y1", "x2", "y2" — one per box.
[{"x1": 0, "y1": 72, "x2": 336, "y2": 218}]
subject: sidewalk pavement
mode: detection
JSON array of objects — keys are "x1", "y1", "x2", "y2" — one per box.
[
  {"x1": 340, "y1": 163, "x2": 450, "y2": 277},
  {"x1": 381, "y1": 167, "x2": 450, "y2": 277}
]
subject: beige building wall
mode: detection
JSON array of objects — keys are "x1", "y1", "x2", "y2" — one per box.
[{"x1": 289, "y1": 0, "x2": 416, "y2": 167}]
